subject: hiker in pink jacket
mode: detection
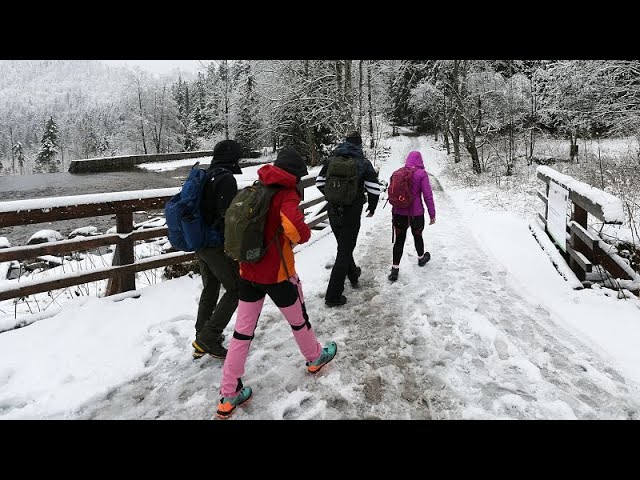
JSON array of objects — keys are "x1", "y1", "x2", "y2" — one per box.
[{"x1": 388, "y1": 150, "x2": 436, "y2": 282}]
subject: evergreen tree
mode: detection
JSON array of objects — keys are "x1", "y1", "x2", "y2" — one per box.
[
  {"x1": 34, "y1": 116, "x2": 60, "y2": 173},
  {"x1": 234, "y1": 65, "x2": 261, "y2": 154},
  {"x1": 191, "y1": 72, "x2": 209, "y2": 138},
  {"x1": 172, "y1": 76, "x2": 195, "y2": 150}
]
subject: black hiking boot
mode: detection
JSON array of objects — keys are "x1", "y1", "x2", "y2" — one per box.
[
  {"x1": 388, "y1": 267, "x2": 399, "y2": 282},
  {"x1": 418, "y1": 252, "x2": 431, "y2": 267},
  {"x1": 348, "y1": 266, "x2": 362, "y2": 289},
  {"x1": 192, "y1": 339, "x2": 227, "y2": 360},
  {"x1": 325, "y1": 295, "x2": 347, "y2": 307}
]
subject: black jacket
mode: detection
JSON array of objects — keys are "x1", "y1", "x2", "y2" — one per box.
[{"x1": 316, "y1": 142, "x2": 382, "y2": 213}]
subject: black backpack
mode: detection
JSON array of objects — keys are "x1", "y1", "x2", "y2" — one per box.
[
  {"x1": 224, "y1": 181, "x2": 282, "y2": 263},
  {"x1": 164, "y1": 163, "x2": 225, "y2": 251},
  {"x1": 323, "y1": 155, "x2": 358, "y2": 206}
]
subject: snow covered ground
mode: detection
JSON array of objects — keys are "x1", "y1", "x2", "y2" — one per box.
[{"x1": 1, "y1": 134, "x2": 639, "y2": 420}]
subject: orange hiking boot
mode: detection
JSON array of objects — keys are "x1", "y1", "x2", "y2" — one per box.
[
  {"x1": 306, "y1": 342, "x2": 337, "y2": 374},
  {"x1": 216, "y1": 387, "x2": 252, "y2": 419}
]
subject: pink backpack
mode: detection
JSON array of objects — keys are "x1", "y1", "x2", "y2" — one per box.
[{"x1": 388, "y1": 167, "x2": 415, "y2": 208}]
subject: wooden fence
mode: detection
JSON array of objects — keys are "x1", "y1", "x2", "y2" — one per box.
[
  {"x1": 0, "y1": 174, "x2": 328, "y2": 303},
  {"x1": 537, "y1": 168, "x2": 639, "y2": 295}
]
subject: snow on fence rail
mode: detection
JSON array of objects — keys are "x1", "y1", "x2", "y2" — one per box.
[
  {"x1": 0, "y1": 174, "x2": 328, "y2": 304},
  {"x1": 536, "y1": 167, "x2": 639, "y2": 295}
]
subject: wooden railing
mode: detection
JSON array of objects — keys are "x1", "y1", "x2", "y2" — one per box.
[
  {"x1": 0, "y1": 174, "x2": 328, "y2": 303},
  {"x1": 537, "y1": 168, "x2": 639, "y2": 295}
]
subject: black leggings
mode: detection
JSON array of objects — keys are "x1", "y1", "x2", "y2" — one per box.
[{"x1": 392, "y1": 214, "x2": 425, "y2": 265}]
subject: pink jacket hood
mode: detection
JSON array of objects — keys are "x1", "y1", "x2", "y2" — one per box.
[{"x1": 405, "y1": 151, "x2": 425, "y2": 170}]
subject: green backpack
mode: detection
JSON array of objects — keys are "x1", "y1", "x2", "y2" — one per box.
[
  {"x1": 323, "y1": 155, "x2": 358, "y2": 206},
  {"x1": 224, "y1": 181, "x2": 282, "y2": 263}
]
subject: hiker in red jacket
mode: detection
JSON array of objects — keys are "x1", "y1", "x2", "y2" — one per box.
[
  {"x1": 216, "y1": 147, "x2": 337, "y2": 419},
  {"x1": 388, "y1": 150, "x2": 436, "y2": 282}
]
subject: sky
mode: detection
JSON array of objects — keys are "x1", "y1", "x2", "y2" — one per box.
[
  {"x1": 100, "y1": 60, "x2": 211, "y2": 76},
  {"x1": 1, "y1": 133, "x2": 640, "y2": 419}
]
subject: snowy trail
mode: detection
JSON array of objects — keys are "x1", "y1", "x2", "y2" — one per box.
[
  {"x1": 297, "y1": 135, "x2": 640, "y2": 420},
  {"x1": 59, "y1": 136, "x2": 640, "y2": 420}
]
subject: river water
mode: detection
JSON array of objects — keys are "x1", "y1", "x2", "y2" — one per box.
[{"x1": 0, "y1": 160, "x2": 252, "y2": 247}]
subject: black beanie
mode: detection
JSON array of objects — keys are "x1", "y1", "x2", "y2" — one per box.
[
  {"x1": 213, "y1": 139, "x2": 242, "y2": 162},
  {"x1": 274, "y1": 147, "x2": 308, "y2": 179},
  {"x1": 211, "y1": 139, "x2": 242, "y2": 173},
  {"x1": 345, "y1": 131, "x2": 362, "y2": 146}
]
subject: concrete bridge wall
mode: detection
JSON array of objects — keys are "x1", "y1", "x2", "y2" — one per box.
[{"x1": 68, "y1": 150, "x2": 215, "y2": 173}]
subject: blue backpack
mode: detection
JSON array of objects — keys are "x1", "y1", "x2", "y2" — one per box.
[{"x1": 164, "y1": 163, "x2": 226, "y2": 252}]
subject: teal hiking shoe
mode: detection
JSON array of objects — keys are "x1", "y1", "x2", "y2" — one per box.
[
  {"x1": 306, "y1": 341, "x2": 337, "y2": 374},
  {"x1": 216, "y1": 387, "x2": 253, "y2": 419}
]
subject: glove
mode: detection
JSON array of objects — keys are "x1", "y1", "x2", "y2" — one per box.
[{"x1": 429, "y1": 217, "x2": 436, "y2": 225}]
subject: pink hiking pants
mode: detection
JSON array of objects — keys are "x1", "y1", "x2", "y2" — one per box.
[{"x1": 219, "y1": 275, "x2": 322, "y2": 397}]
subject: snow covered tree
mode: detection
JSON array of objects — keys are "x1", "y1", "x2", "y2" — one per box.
[
  {"x1": 234, "y1": 62, "x2": 261, "y2": 154},
  {"x1": 172, "y1": 76, "x2": 192, "y2": 151},
  {"x1": 410, "y1": 81, "x2": 444, "y2": 138},
  {"x1": 34, "y1": 116, "x2": 60, "y2": 173},
  {"x1": 535, "y1": 61, "x2": 604, "y2": 162},
  {"x1": 12, "y1": 142, "x2": 25, "y2": 174},
  {"x1": 386, "y1": 61, "x2": 429, "y2": 125}
]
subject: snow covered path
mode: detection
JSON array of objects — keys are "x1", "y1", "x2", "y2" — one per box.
[
  {"x1": 2, "y1": 134, "x2": 639, "y2": 420},
  {"x1": 70, "y1": 136, "x2": 640, "y2": 420}
]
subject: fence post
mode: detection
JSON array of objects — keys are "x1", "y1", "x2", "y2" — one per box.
[
  {"x1": 106, "y1": 212, "x2": 136, "y2": 295},
  {"x1": 569, "y1": 203, "x2": 589, "y2": 280},
  {"x1": 298, "y1": 182, "x2": 305, "y2": 214},
  {"x1": 544, "y1": 181, "x2": 550, "y2": 235}
]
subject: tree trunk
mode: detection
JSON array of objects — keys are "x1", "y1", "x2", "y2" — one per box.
[
  {"x1": 223, "y1": 61, "x2": 230, "y2": 140},
  {"x1": 305, "y1": 127, "x2": 318, "y2": 166},
  {"x1": 136, "y1": 81, "x2": 148, "y2": 155},
  {"x1": 358, "y1": 60, "x2": 364, "y2": 134},
  {"x1": 451, "y1": 113, "x2": 461, "y2": 163},
  {"x1": 469, "y1": 143, "x2": 482, "y2": 174},
  {"x1": 9, "y1": 126, "x2": 15, "y2": 173},
  {"x1": 569, "y1": 133, "x2": 579, "y2": 163},
  {"x1": 224, "y1": 94, "x2": 229, "y2": 140},
  {"x1": 442, "y1": 92, "x2": 450, "y2": 154},
  {"x1": 367, "y1": 60, "x2": 375, "y2": 149},
  {"x1": 508, "y1": 76, "x2": 514, "y2": 175},
  {"x1": 450, "y1": 61, "x2": 462, "y2": 163},
  {"x1": 156, "y1": 85, "x2": 166, "y2": 154},
  {"x1": 344, "y1": 60, "x2": 353, "y2": 124},
  {"x1": 460, "y1": 118, "x2": 481, "y2": 174},
  {"x1": 529, "y1": 128, "x2": 535, "y2": 163},
  {"x1": 528, "y1": 76, "x2": 536, "y2": 163}
]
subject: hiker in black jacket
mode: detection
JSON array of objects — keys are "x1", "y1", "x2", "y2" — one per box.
[
  {"x1": 192, "y1": 140, "x2": 243, "y2": 360},
  {"x1": 316, "y1": 132, "x2": 382, "y2": 307}
]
